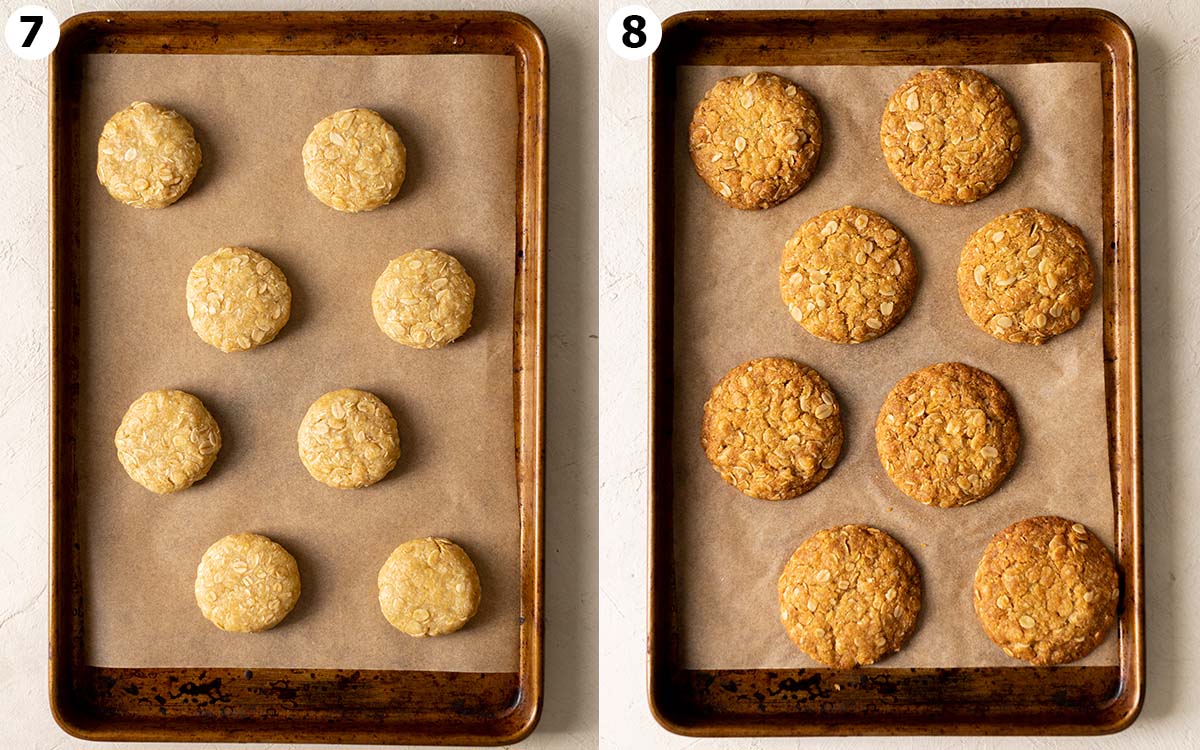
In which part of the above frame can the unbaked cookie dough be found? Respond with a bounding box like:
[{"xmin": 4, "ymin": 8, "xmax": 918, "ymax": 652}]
[
  {"xmin": 186, "ymin": 246, "xmax": 292, "ymax": 352},
  {"xmin": 97, "ymin": 101, "xmax": 202, "ymax": 209},
  {"xmin": 302, "ymin": 108, "xmax": 406, "ymax": 212},
  {"xmin": 297, "ymin": 388, "xmax": 400, "ymax": 489},
  {"xmin": 194, "ymin": 532, "xmax": 301, "ymax": 633},
  {"xmin": 372, "ymin": 249, "xmax": 476, "ymax": 349},
  {"xmin": 378, "ymin": 537, "xmax": 481, "ymax": 637},
  {"xmin": 114, "ymin": 389, "xmax": 221, "ymax": 494}
]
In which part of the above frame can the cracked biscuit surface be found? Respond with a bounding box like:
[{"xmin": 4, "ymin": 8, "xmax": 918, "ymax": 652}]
[
  {"xmin": 187, "ymin": 247, "xmax": 292, "ymax": 352},
  {"xmin": 372, "ymin": 249, "xmax": 475, "ymax": 349},
  {"xmin": 194, "ymin": 533, "xmax": 301, "ymax": 633},
  {"xmin": 96, "ymin": 101, "xmax": 202, "ymax": 209},
  {"xmin": 974, "ymin": 516, "xmax": 1119, "ymax": 665},
  {"xmin": 958, "ymin": 208, "xmax": 1094, "ymax": 344},
  {"xmin": 881, "ymin": 68, "xmax": 1020, "ymax": 205},
  {"xmin": 689, "ymin": 71, "xmax": 822, "ymax": 210},
  {"xmin": 701, "ymin": 357, "xmax": 843, "ymax": 501},
  {"xmin": 114, "ymin": 389, "xmax": 221, "ymax": 494},
  {"xmin": 303, "ymin": 108, "xmax": 406, "ymax": 212},
  {"xmin": 778, "ymin": 524, "xmax": 922, "ymax": 668},
  {"xmin": 378, "ymin": 537, "xmax": 481, "ymax": 637},
  {"xmin": 876, "ymin": 363, "xmax": 1019, "ymax": 508},
  {"xmin": 298, "ymin": 388, "xmax": 400, "ymax": 489},
  {"xmin": 781, "ymin": 206, "xmax": 918, "ymax": 343}
]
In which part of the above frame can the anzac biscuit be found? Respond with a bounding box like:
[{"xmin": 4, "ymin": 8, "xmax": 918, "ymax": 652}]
[
  {"xmin": 701, "ymin": 357, "xmax": 843, "ymax": 501},
  {"xmin": 881, "ymin": 68, "xmax": 1020, "ymax": 205},
  {"xmin": 689, "ymin": 71, "xmax": 822, "ymax": 210},
  {"xmin": 780, "ymin": 206, "xmax": 918, "ymax": 343},
  {"xmin": 778, "ymin": 524, "xmax": 922, "ymax": 668},
  {"xmin": 876, "ymin": 363, "xmax": 1019, "ymax": 508},
  {"xmin": 302, "ymin": 108, "xmax": 406, "ymax": 212},
  {"xmin": 187, "ymin": 247, "xmax": 292, "ymax": 352},
  {"xmin": 974, "ymin": 516, "xmax": 1119, "ymax": 665},
  {"xmin": 298, "ymin": 388, "xmax": 400, "ymax": 489},
  {"xmin": 958, "ymin": 208, "xmax": 1094, "ymax": 344},
  {"xmin": 372, "ymin": 249, "xmax": 475, "ymax": 349},
  {"xmin": 114, "ymin": 389, "xmax": 221, "ymax": 494},
  {"xmin": 96, "ymin": 101, "xmax": 202, "ymax": 209},
  {"xmin": 194, "ymin": 533, "xmax": 301, "ymax": 633},
  {"xmin": 378, "ymin": 537, "xmax": 481, "ymax": 637}
]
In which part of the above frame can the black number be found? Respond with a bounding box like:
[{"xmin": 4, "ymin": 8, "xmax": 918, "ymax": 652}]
[
  {"xmin": 622, "ymin": 14, "xmax": 646, "ymax": 49},
  {"xmin": 19, "ymin": 14, "xmax": 43, "ymax": 48}
]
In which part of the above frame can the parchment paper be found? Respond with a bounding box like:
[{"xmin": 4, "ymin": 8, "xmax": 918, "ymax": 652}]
[
  {"xmin": 672, "ymin": 63, "xmax": 1116, "ymax": 669},
  {"xmin": 76, "ymin": 53, "xmax": 520, "ymax": 671}
]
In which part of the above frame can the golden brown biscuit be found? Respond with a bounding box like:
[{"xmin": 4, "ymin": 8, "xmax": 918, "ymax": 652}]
[
  {"xmin": 974, "ymin": 516, "xmax": 1119, "ymax": 665},
  {"xmin": 881, "ymin": 68, "xmax": 1020, "ymax": 205},
  {"xmin": 96, "ymin": 101, "xmax": 202, "ymax": 209},
  {"xmin": 701, "ymin": 357, "xmax": 843, "ymax": 501},
  {"xmin": 194, "ymin": 532, "xmax": 301, "ymax": 633},
  {"xmin": 958, "ymin": 208, "xmax": 1094, "ymax": 344},
  {"xmin": 187, "ymin": 247, "xmax": 292, "ymax": 352},
  {"xmin": 378, "ymin": 537, "xmax": 481, "ymax": 637},
  {"xmin": 876, "ymin": 363, "xmax": 1019, "ymax": 508},
  {"xmin": 297, "ymin": 388, "xmax": 400, "ymax": 489},
  {"xmin": 689, "ymin": 71, "xmax": 822, "ymax": 210},
  {"xmin": 114, "ymin": 389, "xmax": 221, "ymax": 494},
  {"xmin": 302, "ymin": 108, "xmax": 406, "ymax": 212},
  {"xmin": 780, "ymin": 206, "xmax": 918, "ymax": 343},
  {"xmin": 372, "ymin": 249, "xmax": 475, "ymax": 349},
  {"xmin": 778, "ymin": 524, "xmax": 922, "ymax": 668}
]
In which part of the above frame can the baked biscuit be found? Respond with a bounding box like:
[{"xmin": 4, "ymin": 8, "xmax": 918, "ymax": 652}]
[
  {"xmin": 114, "ymin": 389, "xmax": 221, "ymax": 494},
  {"xmin": 876, "ymin": 363, "xmax": 1019, "ymax": 508},
  {"xmin": 778, "ymin": 524, "xmax": 921, "ymax": 668},
  {"xmin": 958, "ymin": 208, "xmax": 1094, "ymax": 344},
  {"xmin": 298, "ymin": 388, "xmax": 400, "ymax": 489},
  {"xmin": 689, "ymin": 71, "xmax": 822, "ymax": 210},
  {"xmin": 372, "ymin": 249, "xmax": 475, "ymax": 349},
  {"xmin": 378, "ymin": 537, "xmax": 481, "ymax": 637},
  {"xmin": 974, "ymin": 516, "xmax": 1119, "ymax": 665},
  {"xmin": 881, "ymin": 68, "xmax": 1020, "ymax": 205},
  {"xmin": 194, "ymin": 532, "xmax": 301, "ymax": 633},
  {"xmin": 187, "ymin": 247, "xmax": 292, "ymax": 352},
  {"xmin": 97, "ymin": 101, "xmax": 202, "ymax": 209},
  {"xmin": 780, "ymin": 206, "xmax": 918, "ymax": 343},
  {"xmin": 701, "ymin": 357, "xmax": 843, "ymax": 501},
  {"xmin": 302, "ymin": 108, "xmax": 406, "ymax": 212}
]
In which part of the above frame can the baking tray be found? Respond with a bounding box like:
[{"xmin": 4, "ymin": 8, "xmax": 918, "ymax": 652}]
[
  {"xmin": 648, "ymin": 9, "xmax": 1141, "ymax": 736},
  {"xmin": 48, "ymin": 11, "xmax": 545, "ymax": 745}
]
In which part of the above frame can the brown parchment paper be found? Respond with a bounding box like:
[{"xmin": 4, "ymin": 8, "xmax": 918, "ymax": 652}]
[
  {"xmin": 671, "ymin": 63, "xmax": 1116, "ymax": 669},
  {"xmin": 76, "ymin": 53, "xmax": 519, "ymax": 671}
]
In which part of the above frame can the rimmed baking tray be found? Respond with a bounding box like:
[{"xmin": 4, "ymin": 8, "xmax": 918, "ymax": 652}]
[
  {"xmin": 648, "ymin": 8, "xmax": 1140, "ymax": 736},
  {"xmin": 49, "ymin": 11, "xmax": 545, "ymax": 745}
]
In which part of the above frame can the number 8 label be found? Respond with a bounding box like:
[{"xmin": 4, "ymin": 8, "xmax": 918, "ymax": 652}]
[
  {"xmin": 607, "ymin": 5, "xmax": 662, "ymax": 61},
  {"xmin": 5, "ymin": 5, "xmax": 59, "ymax": 60}
]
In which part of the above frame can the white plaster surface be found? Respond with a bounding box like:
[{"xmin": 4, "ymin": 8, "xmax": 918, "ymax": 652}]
[
  {"xmin": 598, "ymin": 0, "xmax": 1200, "ymax": 748},
  {"xmin": 0, "ymin": 1, "xmax": 597, "ymax": 748}
]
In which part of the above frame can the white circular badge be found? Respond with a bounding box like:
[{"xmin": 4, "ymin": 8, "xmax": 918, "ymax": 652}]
[
  {"xmin": 606, "ymin": 5, "xmax": 662, "ymax": 61},
  {"xmin": 6, "ymin": 5, "xmax": 60, "ymax": 60}
]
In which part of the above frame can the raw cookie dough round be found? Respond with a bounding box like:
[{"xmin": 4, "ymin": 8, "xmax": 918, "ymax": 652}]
[
  {"xmin": 701, "ymin": 357, "xmax": 843, "ymax": 501},
  {"xmin": 378, "ymin": 537, "xmax": 481, "ymax": 637},
  {"xmin": 876, "ymin": 363, "xmax": 1019, "ymax": 508},
  {"xmin": 302, "ymin": 108, "xmax": 406, "ymax": 212},
  {"xmin": 974, "ymin": 516, "xmax": 1119, "ymax": 665},
  {"xmin": 881, "ymin": 68, "xmax": 1021, "ymax": 205},
  {"xmin": 689, "ymin": 71, "xmax": 822, "ymax": 210},
  {"xmin": 372, "ymin": 249, "xmax": 476, "ymax": 349},
  {"xmin": 114, "ymin": 389, "xmax": 221, "ymax": 494},
  {"xmin": 186, "ymin": 246, "xmax": 292, "ymax": 352},
  {"xmin": 194, "ymin": 532, "xmax": 301, "ymax": 633},
  {"xmin": 96, "ymin": 101, "xmax": 202, "ymax": 209},
  {"xmin": 297, "ymin": 388, "xmax": 400, "ymax": 489},
  {"xmin": 780, "ymin": 205, "xmax": 918, "ymax": 343},
  {"xmin": 778, "ymin": 524, "xmax": 922, "ymax": 669},
  {"xmin": 958, "ymin": 208, "xmax": 1094, "ymax": 344}
]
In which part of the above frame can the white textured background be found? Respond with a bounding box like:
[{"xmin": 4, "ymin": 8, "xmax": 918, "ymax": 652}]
[
  {"xmin": 0, "ymin": 1, "xmax": 597, "ymax": 748},
  {"xmin": 599, "ymin": 1, "xmax": 1200, "ymax": 749}
]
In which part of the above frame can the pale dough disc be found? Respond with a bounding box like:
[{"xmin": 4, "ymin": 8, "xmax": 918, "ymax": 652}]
[
  {"xmin": 194, "ymin": 532, "xmax": 301, "ymax": 633},
  {"xmin": 186, "ymin": 246, "xmax": 292, "ymax": 352},
  {"xmin": 114, "ymin": 389, "xmax": 221, "ymax": 494},
  {"xmin": 297, "ymin": 388, "xmax": 400, "ymax": 489},
  {"xmin": 372, "ymin": 249, "xmax": 476, "ymax": 349},
  {"xmin": 302, "ymin": 108, "xmax": 406, "ymax": 212},
  {"xmin": 97, "ymin": 101, "xmax": 202, "ymax": 209},
  {"xmin": 378, "ymin": 537, "xmax": 481, "ymax": 637}
]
